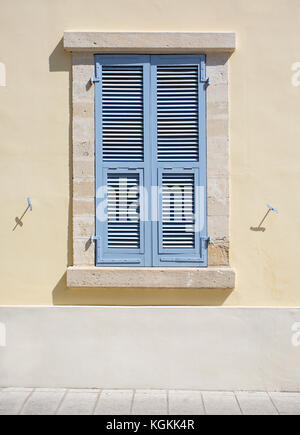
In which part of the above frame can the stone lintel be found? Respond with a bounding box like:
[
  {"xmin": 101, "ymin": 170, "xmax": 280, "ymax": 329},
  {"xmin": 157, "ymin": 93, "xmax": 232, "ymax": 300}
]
[{"xmin": 64, "ymin": 32, "xmax": 236, "ymax": 53}]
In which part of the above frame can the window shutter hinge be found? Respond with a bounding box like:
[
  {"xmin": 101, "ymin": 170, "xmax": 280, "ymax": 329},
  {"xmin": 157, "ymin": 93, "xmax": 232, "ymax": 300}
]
[
  {"xmin": 201, "ymin": 236, "xmax": 211, "ymax": 248},
  {"xmin": 90, "ymin": 235, "xmax": 101, "ymax": 262},
  {"xmin": 90, "ymin": 235, "xmax": 101, "ymax": 243},
  {"xmin": 200, "ymin": 77, "xmax": 210, "ymax": 88},
  {"xmin": 90, "ymin": 77, "xmax": 100, "ymax": 85}
]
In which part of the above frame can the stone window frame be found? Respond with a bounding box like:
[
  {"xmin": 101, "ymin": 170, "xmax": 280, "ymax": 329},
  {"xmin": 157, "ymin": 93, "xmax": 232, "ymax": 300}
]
[{"xmin": 64, "ymin": 32, "xmax": 236, "ymax": 289}]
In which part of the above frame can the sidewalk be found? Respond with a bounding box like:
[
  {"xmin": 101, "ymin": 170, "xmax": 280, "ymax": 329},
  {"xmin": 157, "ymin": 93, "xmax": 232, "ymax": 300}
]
[{"xmin": 1, "ymin": 388, "xmax": 300, "ymax": 415}]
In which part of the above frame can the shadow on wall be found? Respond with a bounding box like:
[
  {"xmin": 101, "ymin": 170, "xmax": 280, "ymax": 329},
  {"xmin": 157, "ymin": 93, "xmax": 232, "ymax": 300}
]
[
  {"xmin": 52, "ymin": 273, "xmax": 234, "ymax": 306},
  {"xmin": 49, "ymin": 37, "xmax": 71, "ymax": 72},
  {"xmin": 50, "ymin": 41, "xmax": 233, "ymax": 306},
  {"xmin": 49, "ymin": 38, "xmax": 73, "ymax": 269}
]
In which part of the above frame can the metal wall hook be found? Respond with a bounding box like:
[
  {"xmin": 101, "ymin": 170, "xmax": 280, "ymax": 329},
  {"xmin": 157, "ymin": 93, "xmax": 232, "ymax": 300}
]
[
  {"xmin": 257, "ymin": 204, "xmax": 279, "ymax": 228},
  {"xmin": 250, "ymin": 203, "xmax": 279, "ymax": 232},
  {"xmin": 12, "ymin": 197, "xmax": 33, "ymax": 231},
  {"xmin": 267, "ymin": 204, "xmax": 279, "ymax": 214},
  {"xmin": 27, "ymin": 197, "xmax": 32, "ymax": 211}
]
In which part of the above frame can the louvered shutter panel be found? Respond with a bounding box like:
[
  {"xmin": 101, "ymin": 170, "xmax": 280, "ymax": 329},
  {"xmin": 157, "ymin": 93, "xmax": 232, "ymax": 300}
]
[
  {"xmin": 151, "ymin": 55, "xmax": 208, "ymax": 266},
  {"xmin": 101, "ymin": 65, "xmax": 144, "ymax": 161},
  {"xmin": 94, "ymin": 55, "xmax": 151, "ymax": 266}
]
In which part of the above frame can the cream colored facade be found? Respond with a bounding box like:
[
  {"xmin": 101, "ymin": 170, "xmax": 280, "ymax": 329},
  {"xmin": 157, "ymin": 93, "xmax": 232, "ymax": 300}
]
[{"xmin": 1, "ymin": 0, "xmax": 300, "ymax": 306}]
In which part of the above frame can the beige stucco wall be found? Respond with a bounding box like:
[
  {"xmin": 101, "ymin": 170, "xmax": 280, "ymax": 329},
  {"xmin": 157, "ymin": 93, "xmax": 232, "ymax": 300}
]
[{"xmin": 1, "ymin": 0, "xmax": 300, "ymax": 305}]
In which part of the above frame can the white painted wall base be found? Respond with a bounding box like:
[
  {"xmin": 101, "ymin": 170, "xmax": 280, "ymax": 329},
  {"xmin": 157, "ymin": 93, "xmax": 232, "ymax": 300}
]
[{"xmin": 0, "ymin": 306, "xmax": 300, "ymax": 391}]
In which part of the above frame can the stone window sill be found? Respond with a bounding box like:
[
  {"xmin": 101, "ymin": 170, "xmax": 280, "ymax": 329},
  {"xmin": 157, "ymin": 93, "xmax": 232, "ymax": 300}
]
[{"xmin": 66, "ymin": 266, "xmax": 235, "ymax": 289}]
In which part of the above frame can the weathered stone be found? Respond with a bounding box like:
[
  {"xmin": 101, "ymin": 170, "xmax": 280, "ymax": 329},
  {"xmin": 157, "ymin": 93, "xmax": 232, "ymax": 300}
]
[
  {"xmin": 208, "ymin": 216, "xmax": 229, "ymax": 240},
  {"xmin": 206, "ymin": 55, "xmax": 228, "ymax": 83},
  {"xmin": 207, "ymin": 119, "xmax": 228, "ymax": 138},
  {"xmin": 73, "ymin": 140, "xmax": 94, "ymax": 160},
  {"xmin": 73, "ymin": 117, "xmax": 94, "ymax": 143},
  {"xmin": 73, "ymin": 239, "xmax": 94, "ymax": 265},
  {"xmin": 72, "ymin": 81, "xmax": 93, "ymax": 103},
  {"xmin": 66, "ymin": 266, "xmax": 236, "ymax": 289},
  {"xmin": 207, "ymin": 101, "xmax": 228, "ymax": 120},
  {"xmin": 64, "ymin": 32, "xmax": 236, "ymax": 53},
  {"xmin": 73, "ymin": 102, "xmax": 94, "ymax": 119},
  {"xmin": 208, "ymin": 244, "xmax": 229, "ymax": 266},
  {"xmin": 207, "ymin": 83, "xmax": 228, "ymax": 104},
  {"xmin": 207, "ymin": 177, "xmax": 229, "ymax": 216},
  {"xmin": 73, "ymin": 179, "xmax": 94, "ymax": 198},
  {"xmin": 207, "ymin": 137, "xmax": 229, "ymax": 177},
  {"xmin": 73, "ymin": 198, "xmax": 94, "ymax": 216},
  {"xmin": 73, "ymin": 159, "xmax": 94, "ymax": 179},
  {"xmin": 73, "ymin": 216, "xmax": 94, "ymax": 237}
]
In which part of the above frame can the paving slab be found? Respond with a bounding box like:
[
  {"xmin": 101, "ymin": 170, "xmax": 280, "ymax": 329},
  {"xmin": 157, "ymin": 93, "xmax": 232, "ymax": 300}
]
[
  {"xmin": 269, "ymin": 392, "xmax": 300, "ymax": 415},
  {"xmin": 57, "ymin": 391, "xmax": 99, "ymax": 415},
  {"xmin": 236, "ymin": 392, "xmax": 278, "ymax": 415},
  {"xmin": 95, "ymin": 390, "xmax": 133, "ymax": 415},
  {"xmin": 202, "ymin": 391, "xmax": 241, "ymax": 415},
  {"xmin": 0, "ymin": 391, "xmax": 31, "ymax": 415},
  {"xmin": 2, "ymin": 387, "xmax": 33, "ymax": 392},
  {"xmin": 21, "ymin": 390, "xmax": 65, "ymax": 415},
  {"xmin": 169, "ymin": 390, "xmax": 205, "ymax": 415},
  {"xmin": 132, "ymin": 390, "xmax": 167, "ymax": 415},
  {"xmin": 35, "ymin": 388, "xmax": 66, "ymax": 392},
  {"xmin": 69, "ymin": 388, "xmax": 101, "ymax": 394}
]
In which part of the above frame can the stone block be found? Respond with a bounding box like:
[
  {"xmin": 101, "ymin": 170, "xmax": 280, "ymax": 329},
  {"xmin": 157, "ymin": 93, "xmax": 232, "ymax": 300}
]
[
  {"xmin": 73, "ymin": 216, "xmax": 94, "ymax": 237},
  {"xmin": 73, "ymin": 238, "xmax": 94, "ymax": 265}
]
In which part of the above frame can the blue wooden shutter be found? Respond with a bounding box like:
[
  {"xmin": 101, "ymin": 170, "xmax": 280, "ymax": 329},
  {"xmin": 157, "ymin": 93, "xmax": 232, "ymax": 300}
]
[
  {"xmin": 151, "ymin": 55, "xmax": 208, "ymax": 266},
  {"xmin": 94, "ymin": 55, "xmax": 151, "ymax": 266}
]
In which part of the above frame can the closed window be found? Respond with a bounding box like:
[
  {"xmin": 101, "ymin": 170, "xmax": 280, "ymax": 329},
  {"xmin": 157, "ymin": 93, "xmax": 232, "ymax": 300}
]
[{"xmin": 94, "ymin": 54, "xmax": 208, "ymax": 267}]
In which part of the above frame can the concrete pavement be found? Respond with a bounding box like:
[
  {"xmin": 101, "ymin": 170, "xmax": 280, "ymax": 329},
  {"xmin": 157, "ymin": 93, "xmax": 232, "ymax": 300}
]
[{"xmin": 0, "ymin": 388, "xmax": 299, "ymax": 415}]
